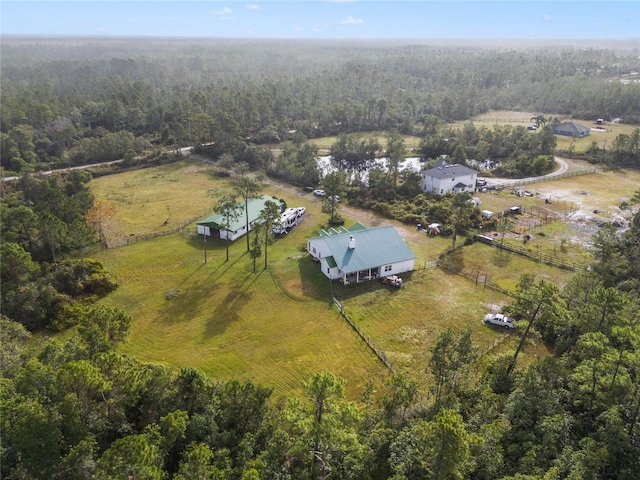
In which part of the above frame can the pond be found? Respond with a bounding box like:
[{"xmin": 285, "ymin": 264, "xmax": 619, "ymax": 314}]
[{"xmin": 317, "ymin": 156, "xmax": 424, "ymax": 184}]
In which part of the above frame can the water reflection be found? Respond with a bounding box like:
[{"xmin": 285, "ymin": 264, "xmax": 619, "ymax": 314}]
[{"xmin": 317, "ymin": 156, "xmax": 423, "ymax": 183}]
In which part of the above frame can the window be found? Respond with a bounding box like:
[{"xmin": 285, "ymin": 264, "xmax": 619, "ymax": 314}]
[
  {"xmin": 384, "ymin": 265, "xmax": 392, "ymax": 272},
  {"xmin": 312, "ymin": 247, "xmax": 316, "ymax": 254}
]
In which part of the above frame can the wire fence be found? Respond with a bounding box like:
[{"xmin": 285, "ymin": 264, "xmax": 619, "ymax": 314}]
[
  {"xmin": 332, "ymin": 297, "xmax": 395, "ymax": 372},
  {"xmin": 491, "ymin": 241, "xmax": 584, "ymax": 271},
  {"xmin": 106, "ymin": 210, "xmax": 209, "ymax": 248},
  {"xmin": 495, "ymin": 167, "xmax": 599, "ymax": 189}
]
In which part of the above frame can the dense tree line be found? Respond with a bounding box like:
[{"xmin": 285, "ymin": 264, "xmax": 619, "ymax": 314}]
[
  {"xmin": 2, "ymin": 205, "xmax": 639, "ymax": 479},
  {"xmin": 0, "ymin": 172, "xmax": 118, "ymax": 330},
  {"xmin": 2, "ymin": 38, "xmax": 640, "ymax": 175}
]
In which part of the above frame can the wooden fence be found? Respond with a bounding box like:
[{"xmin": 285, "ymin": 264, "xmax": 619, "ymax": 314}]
[
  {"xmin": 496, "ymin": 167, "xmax": 599, "ymax": 189},
  {"xmin": 333, "ymin": 297, "xmax": 395, "ymax": 372},
  {"xmin": 106, "ymin": 210, "xmax": 209, "ymax": 248},
  {"xmin": 490, "ymin": 241, "xmax": 583, "ymax": 271},
  {"xmin": 437, "ymin": 262, "xmax": 514, "ymax": 297}
]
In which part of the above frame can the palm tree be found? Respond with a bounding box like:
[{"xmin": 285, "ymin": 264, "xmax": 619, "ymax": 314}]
[{"xmin": 530, "ymin": 114, "xmax": 548, "ymax": 129}]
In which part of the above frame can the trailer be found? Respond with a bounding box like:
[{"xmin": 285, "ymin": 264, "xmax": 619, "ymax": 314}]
[{"xmin": 272, "ymin": 208, "xmax": 299, "ymax": 234}]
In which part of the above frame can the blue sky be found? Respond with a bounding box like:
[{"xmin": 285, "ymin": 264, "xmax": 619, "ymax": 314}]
[{"xmin": 1, "ymin": 1, "xmax": 639, "ymax": 39}]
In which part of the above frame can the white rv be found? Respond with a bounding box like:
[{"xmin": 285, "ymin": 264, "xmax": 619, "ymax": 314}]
[{"xmin": 272, "ymin": 208, "xmax": 298, "ymax": 235}]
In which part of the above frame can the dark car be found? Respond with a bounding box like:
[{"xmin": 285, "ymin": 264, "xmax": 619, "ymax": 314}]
[{"xmin": 303, "ymin": 186, "xmax": 315, "ymax": 192}]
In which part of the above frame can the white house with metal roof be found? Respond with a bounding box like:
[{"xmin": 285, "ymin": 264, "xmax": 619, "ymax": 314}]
[
  {"xmin": 197, "ymin": 195, "xmax": 284, "ymax": 241},
  {"xmin": 307, "ymin": 223, "xmax": 416, "ymax": 284},
  {"xmin": 421, "ymin": 161, "xmax": 478, "ymax": 196}
]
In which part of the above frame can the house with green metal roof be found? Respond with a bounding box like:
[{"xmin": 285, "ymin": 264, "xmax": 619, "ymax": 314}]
[
  {"xmin": 197, "ymin": 195, "xmax": 283, "ymax": 241},
  {"xmin": 307, "ymin": 223, "xmax": 416, "ymax": 284}
]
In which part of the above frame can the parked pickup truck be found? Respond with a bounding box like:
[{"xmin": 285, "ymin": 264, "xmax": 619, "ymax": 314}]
[
  {"xmin": 381, "ymin": 275, "xmax": 403, "ymax": 287},
  {"xmin": 483, "ymin": 313, "xmax": 516, "ymax": 329}
]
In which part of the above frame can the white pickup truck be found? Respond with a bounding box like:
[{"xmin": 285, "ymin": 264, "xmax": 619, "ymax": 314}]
[{"xmin": 483, "ymin": 313, "xmax": 516, "ymax": 329}]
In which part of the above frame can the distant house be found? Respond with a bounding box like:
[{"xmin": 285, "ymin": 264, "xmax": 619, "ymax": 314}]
[
  {"xmin": 551, "ymin": 122, "xmax": 590, "ymax": 138},
  {"xmin": 307, "ymin": 223, "xmax": 416, "ymax": 284},
  {"xmin": 421, "ymin": 160, "xmax": 478, "ymax": 196},
  {"xmin": 197, "ymin": 195, "xmax": 284, "ymax": 241}
]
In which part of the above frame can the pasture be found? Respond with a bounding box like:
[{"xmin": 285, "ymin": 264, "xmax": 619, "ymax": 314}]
[
  {"xmin": 89, "ymin": 155, "xmax": 636, "ymax": 399},
  {"xmin": 471, "ymin": 110, "xmax": 638, "ymax": 153},
  {"xmin": 87, "ymin": 159, "xmax": 540, "ymax": 398}
]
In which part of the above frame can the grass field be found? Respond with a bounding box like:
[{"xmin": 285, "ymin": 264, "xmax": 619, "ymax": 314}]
[
  {"xmin": 471, "ymin": 110, "xmax": 639, "ymax": 154},
  {"xmin": 89, "ymin": 160, "xmax": 556, "ymax": 399},
  {"xmin": 88, "ymin": 149, "xmax": 637, "ymax": 400},
  {"xmin": 90, "ymin": 160, "xmax": 234, "ymax": 238},
  {"xmin": 301, "ymin": 112, "xmax": 638, "ymax": 156}
]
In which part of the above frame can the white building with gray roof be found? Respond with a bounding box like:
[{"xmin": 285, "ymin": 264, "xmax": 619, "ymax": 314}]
[{"xmin": 420, "ymin": 161, "xmax": 478, "ymax": 196}]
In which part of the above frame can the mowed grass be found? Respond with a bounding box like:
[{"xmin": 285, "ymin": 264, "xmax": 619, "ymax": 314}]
[
  {"xmin": 94, "ymin": 231, "xmax": 387, "ymax": 399},
  {"xmin": 90, "ymin": 160, "xmax": 234, "ymax": 238},
  {"xmin": 306, "ymin": 132, "xmax": 423, "ymax": 153},
  {"xmin": 89, "ymin": 157, "xmax": 599, "ymax": 399},
  {"xmin": 470, "ymin": 110, "xmax": 638, "ymax": 153}
]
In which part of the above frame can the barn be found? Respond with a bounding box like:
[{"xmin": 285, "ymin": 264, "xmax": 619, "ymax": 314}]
[{"xmin": 197, "ymin": 195, "xmax": 284, "ymax": 241}]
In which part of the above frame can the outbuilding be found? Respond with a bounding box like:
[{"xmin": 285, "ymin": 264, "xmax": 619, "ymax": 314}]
[
  {"xmin": 551, "ymin": 122, "xmax": 590, "ymax": 138},
  {"xmin": 197, "ymin": 195, "xmax": 284, "ymax": 241}
]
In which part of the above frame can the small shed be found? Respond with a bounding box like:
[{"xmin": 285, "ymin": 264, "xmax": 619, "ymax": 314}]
[{"xmin": 481, "ymin": 210, "xmax": 494, "ymax": 219}]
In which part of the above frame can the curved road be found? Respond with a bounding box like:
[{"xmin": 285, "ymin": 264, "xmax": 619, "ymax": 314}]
[
  {"xmin": 1, "ymin": 146, "xmax": 194, "ymax": 182},
  {"xmin": 484, "ymin": 156, "xmax": 570, "ymax": 187},
  {"xmin": 4, "ymin": 151, "xmax": 578, "ymax": 189}
]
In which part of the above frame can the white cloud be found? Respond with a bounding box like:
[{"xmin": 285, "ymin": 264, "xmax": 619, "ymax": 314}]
[
  {"xmin": 293, "ymin": 27, "xmax": 304, "ymax": 32},
  {"xmin": 247, "ymin": 4, "xmax": 260, "ymax": 10},
  {"xmin": 213, "ymin": 7, "xmax": 232, "ymax": 16},
  {"xmin": 543, "ymin": 14, "xmax": 553, "ymax": 21},
  {"xmin": 341, "ymin": 16, "xmax": 364, "ymax": 25}
]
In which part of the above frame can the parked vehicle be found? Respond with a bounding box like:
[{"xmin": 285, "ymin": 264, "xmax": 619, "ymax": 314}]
[
  {"xmin": 328, "ymin": 195, "xmax": 341, "ymax": 202},
  {"xmin": 381, "ymin": 275, "xmax": 403, "ymax": 287},
  {"xmin": 483, "ymin": 313, "xmax": 516, "ymax": 329},
  {"xmin": 313, "ymin": 189, "xmax": 325, "ymax": 196},
  {"xmin": 272, "ymin": 208, "xmax": 298, "ymax": 234},
  {"xmin": 303, "ymin": 186, "xmax": 315, "ymax": 192},
  {"xmin": 296, "ymin": 207, "xmax": 306, "ymax": 217}
]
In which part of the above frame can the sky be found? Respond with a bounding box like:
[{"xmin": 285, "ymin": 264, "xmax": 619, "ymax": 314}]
[{"xmin": 1, "ymin": 0, "xmax": 639, "ymax": 39}]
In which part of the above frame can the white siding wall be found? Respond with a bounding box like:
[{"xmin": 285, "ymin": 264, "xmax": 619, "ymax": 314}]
[{"xmin": 308, "ymin": 238, "xmax": 331, "ymax": 260}]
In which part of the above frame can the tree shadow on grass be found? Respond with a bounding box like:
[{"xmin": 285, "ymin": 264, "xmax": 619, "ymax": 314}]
[
  {"xmin": 158, "ymin": 251, "xmax": 251, "ymax": 330},
  {"xmin": 443, "ymin": 248, "xmax": 465, "ymax": 273},
  {"xmin": 203, "ymin": 268, "xmax": 263, "ymax": 339},
  {"xmin": 491, "ymin": 248, "xmax": 511, "ymax": 268}
]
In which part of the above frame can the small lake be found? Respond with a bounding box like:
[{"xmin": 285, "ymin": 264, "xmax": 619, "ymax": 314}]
[{"xmin": 317, "ymin": 156, "xmax": 423, "ymax": 182}]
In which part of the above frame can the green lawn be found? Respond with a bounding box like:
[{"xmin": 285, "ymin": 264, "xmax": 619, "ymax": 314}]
[{"xmin": 88, "ymin": 156, "xmax": 605, "ymax": 400}]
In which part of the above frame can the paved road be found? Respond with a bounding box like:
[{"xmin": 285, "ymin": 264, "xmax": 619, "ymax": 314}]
[
  {"xmin": 484, "ymin": 156, "xmax": 570, "ymax": 187},
  {"xmin": 1, "ymin": 146, "xmax": 194, "ymax": 182}
]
